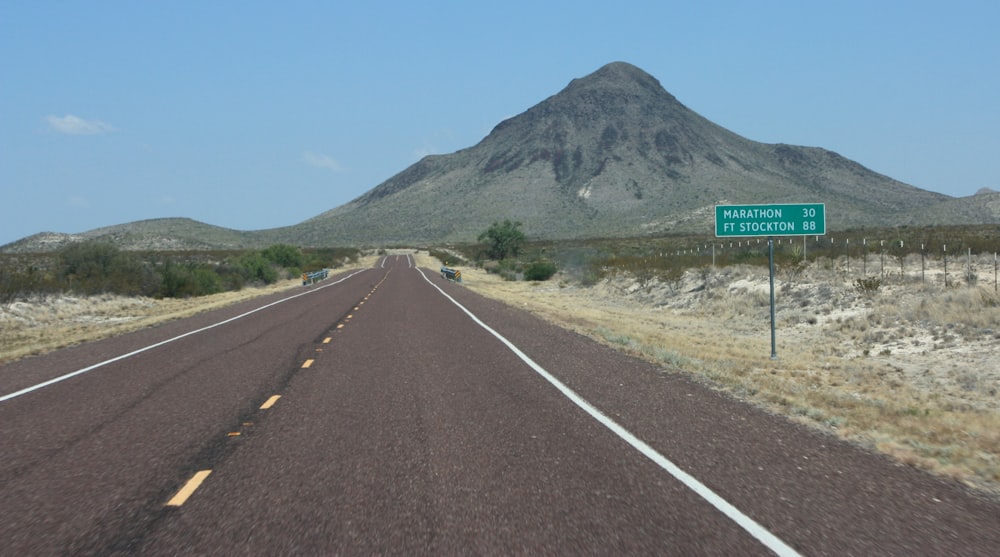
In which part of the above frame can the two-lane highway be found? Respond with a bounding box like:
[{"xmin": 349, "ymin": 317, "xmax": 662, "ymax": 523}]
[
  {"xmin": 133, "ymin": 255, "xmax": 775, "ymax": 554},
  {"xmin": 2, "ymin": 255, "xmax": 999, "ymax": 555},
  {"xmin": 0, "ymin": 266, "xmax": 379, "ymax": 554}
]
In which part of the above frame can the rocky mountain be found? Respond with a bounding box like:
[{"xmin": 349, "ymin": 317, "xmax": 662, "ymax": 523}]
[
  {"xmin": 5, "ymin": 61, "xmax": 997, "ymax": 252},
  {"xmin": 272, "ymin": 61, "xmax": 957, "ymax": 246}
]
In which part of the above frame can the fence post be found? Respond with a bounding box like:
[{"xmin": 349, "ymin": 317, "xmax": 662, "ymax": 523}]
[
  {"xmin": 880, "ymin": 240, "xmax": 886, "ymax": 277},
  {"xmin": 968, "ymin": 248, "xmax": 973, "ymax": 285},
  {"xmin": 921, "ymin": 244, "xmax": 926, "ymax": 283},
  {"xmin": 899, "ymin": 240, "xmax": 904, "ymax": 282},
  {"xmin": 943, "ymin": 244, "xmax": 948, "ymax": 287}
]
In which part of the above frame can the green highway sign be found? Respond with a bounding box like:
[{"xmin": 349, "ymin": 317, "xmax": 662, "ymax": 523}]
[{"xmin": 715, "ymin": 203, "xmax": 826, "ymax": 237}]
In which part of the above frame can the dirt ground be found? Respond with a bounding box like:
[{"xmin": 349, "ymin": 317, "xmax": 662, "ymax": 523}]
[{"xmin": 3, "ymin": 251, "xmax": 999, "ymax": 497}]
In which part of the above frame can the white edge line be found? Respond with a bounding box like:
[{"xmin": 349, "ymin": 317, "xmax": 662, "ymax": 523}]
[
  {"xmin": 0, "ymin": 268, "xmax": 372, "ymax": 403},
  {"xmin": 415, "ymin": 267, "xmax": 802, "ymax": 557}
]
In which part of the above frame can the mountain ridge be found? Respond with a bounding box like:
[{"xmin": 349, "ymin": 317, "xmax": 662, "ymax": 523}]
[
  {"xmin": 5, "ymin": 61, "xmax": 998, "ymax": 253},
  {"xmin": 292, "ymin": 61, "xmax": 953, "ymax": 244}
]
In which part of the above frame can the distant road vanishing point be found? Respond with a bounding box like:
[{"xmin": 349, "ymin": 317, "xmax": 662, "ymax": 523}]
[{"xmin": 2, "ymin": 255, "xmax": 998, "ymax": 554}]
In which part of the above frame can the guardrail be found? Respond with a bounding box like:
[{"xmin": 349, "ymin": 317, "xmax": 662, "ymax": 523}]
[
  {"xmin": 302, "ymin": 269, "xmax": 330, "ymax": 285},
  {"xmin": 440, "ymin": 266, "xmax": 462, "ymax": 282}
]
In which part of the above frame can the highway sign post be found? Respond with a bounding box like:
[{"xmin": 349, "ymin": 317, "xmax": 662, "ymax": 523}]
[{"xmin": 715, "ymin": 203, "xmax": 827, "ymax": 359}]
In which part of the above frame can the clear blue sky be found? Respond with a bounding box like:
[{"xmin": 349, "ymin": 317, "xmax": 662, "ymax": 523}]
[{"xmin": 2, "ymin": 1, "xmax": 998, "ymax": 246}]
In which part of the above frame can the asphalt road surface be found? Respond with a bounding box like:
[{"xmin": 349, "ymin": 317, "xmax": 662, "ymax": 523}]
[{"xmin": 2, "ymin": 256, "xmax": 998, "ymax": 555}]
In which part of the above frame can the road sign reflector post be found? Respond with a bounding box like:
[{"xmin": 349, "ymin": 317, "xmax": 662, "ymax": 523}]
[{"xmin": 440, "ymin": 267, "xmax": 462, "ymax": 282}]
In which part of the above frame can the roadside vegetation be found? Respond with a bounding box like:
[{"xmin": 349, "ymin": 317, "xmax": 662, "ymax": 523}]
[
  {"xmin": 429, "ymin": 223, "xmax": 1000, "ymax": 496},
  {"xmin": 470, "ymin": 220, "xmax": 559, "ymax": 282},
  {"xmin": 0, "ymin": 248, "xmax": 374, "ymax": 364},
  {"xmin": 4, "ymin": 222, "xmax": 1000, "ymax": 495},
  {"xmin": 0, "ymin": 242, "xmax": 360, "ymax": 304}
]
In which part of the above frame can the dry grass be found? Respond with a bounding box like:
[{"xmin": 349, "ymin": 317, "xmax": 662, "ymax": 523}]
[
  {"xmin": 416, "ymin": 253, "xmax": 1000, "ymax": 497},
  {"xmin": 0, "ymin": 255, "xmax": 382, "ymax": 364}
]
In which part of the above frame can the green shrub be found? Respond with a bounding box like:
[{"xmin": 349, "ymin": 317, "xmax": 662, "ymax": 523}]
[
  {"xmin": 478, "ymin": 219, "xmax": 525, "ymax": 260},
  {"xmin": 854, "ymin": 276, "xmax": 884, "ymax": 298},
  {"xmin": 58, "ymin": 242, "xmax": 150, "ymax": 295},
  {"xmin": 236, "ymin": 252, "xmax": 279, "ymax": 284},
  {"xmin": 261, "ymin": 244, "xmax": 303, "ymax": 268},
  {"xmin": 159, "ymin": 262, "xmax": 224, "ymax": 298},
  {"xmin": 524, "ymin": 260, "xmax": 557, "ymax": 281}
]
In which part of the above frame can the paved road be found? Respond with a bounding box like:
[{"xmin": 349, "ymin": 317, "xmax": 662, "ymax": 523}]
[{"xmin": 1, "ymin": 256, "xmax": 998, "ymax": 555}]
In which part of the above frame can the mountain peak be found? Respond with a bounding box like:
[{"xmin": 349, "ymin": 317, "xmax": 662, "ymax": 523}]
[
  {"xmin": 554, "ymin": 61, "xmax": 681, "ymax": 109},
  {"xmin": 569, "ymin": 61, "xmax": 664, "ymax": 91},
  {"xmin": 485, "ymin": 61, "xmax": 687, "ymax": 141}
]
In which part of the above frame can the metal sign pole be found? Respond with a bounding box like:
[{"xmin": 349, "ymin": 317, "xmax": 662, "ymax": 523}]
[
  {"xmin": 769, "ymin": 237, "xmax": 777, "ymax": 359},
  {"xmin": 715, "ymin": 203, "xmax": 824, "ymax": 360}
]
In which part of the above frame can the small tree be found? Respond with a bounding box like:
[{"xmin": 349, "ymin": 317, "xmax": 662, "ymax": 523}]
[{"xmin": 478, "ymin": 219, "xmax": 525, "ymax": 260}]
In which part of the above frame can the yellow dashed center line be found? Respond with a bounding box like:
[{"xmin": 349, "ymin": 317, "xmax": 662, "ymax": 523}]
[
  {"xmin": 164, "ymin": 271, "xmax": 394, "ymax": 510},
  {"xmin": 166, "ymin": 470, "xmax": 212, "ymax": 507}
]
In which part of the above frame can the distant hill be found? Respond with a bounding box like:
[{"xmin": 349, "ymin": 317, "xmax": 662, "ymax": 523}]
[
  {"xmin": 1, "ymin": 218, "xmax": 264, "ymax": 253},
  {"xmin": 4, "ymin": 61, "xmax": 998, "ymax": 253},
  {"xmin": 904, "ymin": 188, "xmax": 1000, "ymax": 226}
]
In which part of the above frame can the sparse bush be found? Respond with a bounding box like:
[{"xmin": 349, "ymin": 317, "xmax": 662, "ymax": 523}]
[
  {"xmin": 854, "ymin": 276, "xmax": 884, "ymax": 299},
  {"xmin": 0, "ymin": 266, "xmax": 27, "ymax": 306},
  {"xmin": 428, "ymin": 248, "xmax": 466, "ymax": 266},
  {"xmin": 160, "ymin": 262, "xmax": 224, "ymax": 298},
  {"xmin": 59, "ymin": 242, "xmax": 151, "ymax": 296},
  {"xmin": 236, "ymin": 252, "xmax": 279, "ymax": 285},
  {"xmin": 260, "ymin": 244, "xmax": 303, "ymax": 268},
  {"xmin": 523, "ymin": 260, "xmax": 557, "ymax": 281},
  {"xmin": 478, "ymin": 219, "xmax": 525, "ymax": 260},
  {"xmin": 495, "ymin": 259, "xmax": 520, "ymax": 281}
]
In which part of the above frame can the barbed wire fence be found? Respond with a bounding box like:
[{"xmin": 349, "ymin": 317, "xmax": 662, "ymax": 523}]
[{"xmin": 659, "ymin": 235, "xmax": 999, "ymax": 293}]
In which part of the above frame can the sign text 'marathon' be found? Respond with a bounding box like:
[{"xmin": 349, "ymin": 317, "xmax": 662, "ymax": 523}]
[{"xmin": 715, "ymin": 203, "xmax": 826, "ymax": 237}]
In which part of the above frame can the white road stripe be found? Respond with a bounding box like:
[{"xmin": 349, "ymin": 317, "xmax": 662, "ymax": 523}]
[
  {"xmin": 0, "ymin": 269, "xmax": 371, "ymax": 403},
  {"xmin": 416, "ymin": 267, "xmax": 802, "ymax": 557}
]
